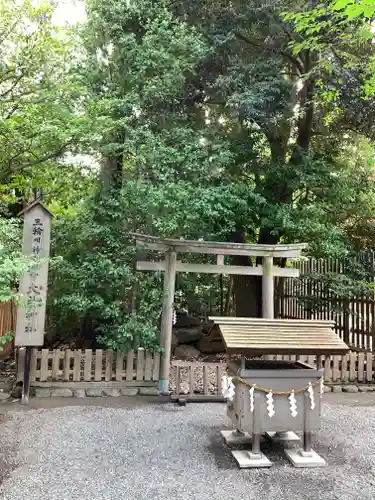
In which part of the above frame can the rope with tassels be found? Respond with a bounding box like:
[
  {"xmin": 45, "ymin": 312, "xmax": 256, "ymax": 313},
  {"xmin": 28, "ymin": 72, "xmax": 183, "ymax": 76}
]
[{"xmin": 231, "ymin": 375, "xmax": 323, "ymax": 396}]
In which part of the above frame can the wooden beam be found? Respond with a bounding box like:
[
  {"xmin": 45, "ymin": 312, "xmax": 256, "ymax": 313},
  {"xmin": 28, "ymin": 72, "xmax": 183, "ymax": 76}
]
[
  {"xmin": 262, "ymin": 256, "xmax": 274, "ymax": 318},
  {"xmin": 159, "ymin": 252, "xmax": 177, "ymax": 395},
  {"xmin": 136, "ymin": 260, "xmax": 300, "ymax": 278},
  {"xmin": 136, "ymin": 240, "xmax": 304, "ymax": 258},
  {"xmin": 133, "ymin": 233, "xmax": 307, "ymax": 258}
]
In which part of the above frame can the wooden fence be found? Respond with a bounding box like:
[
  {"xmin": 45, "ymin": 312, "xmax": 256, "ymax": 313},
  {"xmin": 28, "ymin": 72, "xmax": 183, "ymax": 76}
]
[
  {"xmin": 17, "ymin": 349, "xmax": 375, "ymax": 396},
  {"xmin": 271, "ymin": 353, "xmax": 375, "ymax": 384},
  {"xmin": 279, "ymin": 254, "xmax": 375, "ymax": 351},
  {"xmin": 171, "ymin": 353, "xmax": 375, "ymax": 401},
  {"xmin": 17, "ymin": 348, "xmax": 161, "ymax": 385},
  {"xmin": 0, "ymin": 301, "xmax": 15, "ymax": 358}
]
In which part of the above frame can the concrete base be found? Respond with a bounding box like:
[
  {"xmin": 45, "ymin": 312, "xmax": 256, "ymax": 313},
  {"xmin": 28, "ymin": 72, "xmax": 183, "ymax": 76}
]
[
  {"xmin": 265, "ymin": 431, "xmax": 300, "ymax": 444},
  {"xmin": 158, "ymin": 379, "xmax": 169, "ymax": 395},
  {"xmin": 285, "ymin": 448, "xmax": 326, "ymax": 468},
  {"xmin": 231, "ymin": 449, "xmax": 272, "ymax": 468},
  {"xmin": 220, "ymin": 429, "xmax": 251, "ymax": 446}
]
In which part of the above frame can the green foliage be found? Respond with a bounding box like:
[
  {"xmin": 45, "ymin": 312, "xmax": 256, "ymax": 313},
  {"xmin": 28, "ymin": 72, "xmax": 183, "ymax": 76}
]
[
  {"xmin": 0, "ymin": 0, "xmax": 87, "ymax": 214},
  {"xmin": 3, "ymin": 0, "xmax": 375, "ymax": 345},
  {"xmin": 0, "ymin": 218, "xmax": 37, "ymax": 302}
]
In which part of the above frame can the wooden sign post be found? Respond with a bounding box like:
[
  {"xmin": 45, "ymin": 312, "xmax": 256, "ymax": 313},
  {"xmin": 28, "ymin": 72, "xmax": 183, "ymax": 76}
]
[{"xmin": 15, "ymin": 200, "xmax": 53, "ymax": 404}]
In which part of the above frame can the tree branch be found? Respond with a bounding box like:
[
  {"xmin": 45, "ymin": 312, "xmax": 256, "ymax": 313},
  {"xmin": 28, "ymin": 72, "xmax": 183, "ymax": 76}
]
[{"xmin": 234, "ymin": 32, "xmax": 304, "ymax": 75}]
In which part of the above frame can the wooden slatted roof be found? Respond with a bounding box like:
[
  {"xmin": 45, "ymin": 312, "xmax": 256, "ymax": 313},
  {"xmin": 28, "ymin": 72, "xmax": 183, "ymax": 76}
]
[{"xmin": 209, "ymin": 317, "xmax": 349, "ymax": 356}]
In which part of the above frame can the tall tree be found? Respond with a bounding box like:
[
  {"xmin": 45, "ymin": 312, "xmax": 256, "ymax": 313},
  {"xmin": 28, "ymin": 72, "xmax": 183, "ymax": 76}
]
[{"xmin": 0, "ymin": 0, "xmax": 82, "ymax": 215}]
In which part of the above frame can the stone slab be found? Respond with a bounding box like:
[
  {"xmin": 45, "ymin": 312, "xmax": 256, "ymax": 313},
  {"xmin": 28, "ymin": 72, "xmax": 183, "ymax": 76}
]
[
  {"xmin": 342, "ymin": 385, "xmax": 359, "ymax": 393},
  {"xmin": 231, "ymin": 449, "xmax": 272, "ymax": 468},
  {"xmin": 265, "ymin": 431, "xmax": 300, "ymax": 444},
  {"xmin": 285, "ymin": 448, "xmax": 326, "ymax": 468},
  {"xmin": 120, "ymin": 388, "xmax": 139, "ymax": 396},
  {"xmin": 139, "ymin": 387, "xmax": 160, "ymax": 396},
  {"xmin": 358, "ymin": 386, "xmax": 370, "ymax": 393},
  {"xmin": 221, "ymin": 430, "xmax": 252, "ymax": 446},
  {"xmin": 73, "ymin": 389, "xmax": 86, "ymax": 398},
  {"xmin": 35, "ymin": 388, "xmax": 51, "ymax": 398},
  {"xmin": 0, "ymin": 392, "xmax": 11, "ymax": 401},
  {"xmin": 51, "ymin": 388, "xmax": 73, "ymax": 398},
  {"xmin": 332, "ymin": 386, "xmax": 342, "ymax": 393},
  {"xmin": 86, "ymin": 388, "xmax": 103, "ymax": 397},
  {"xmin": 103, "ymin": 388, "xmax": 120, "ymax": 397}
]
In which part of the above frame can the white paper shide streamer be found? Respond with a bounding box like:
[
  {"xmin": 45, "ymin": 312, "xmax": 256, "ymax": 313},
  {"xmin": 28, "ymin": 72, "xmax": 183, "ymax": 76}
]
[
  {"xmin": 307, "ymin": 382, "xmax": 315, "ymax": 410},
  {"xmin": 221, "ymin": 375, "xmax": 235, "ymax": 402},
  {"xmin": 288, "ymin": 390, "xmax": 298, "ymax": 417},
  {"xmin": 266, "ymin": 391, "xmax": 275, "ymax": 417},
  {"xmin": 249, "ymin": 385, "xmax": 255, "ymax": 412},
  {"xmin": 172, "ymin": 309, "xmax": 177, "ymax": 326},
  {"xmin": 320, "ymin": 378, "xmax": 324, "ymax": 398}
]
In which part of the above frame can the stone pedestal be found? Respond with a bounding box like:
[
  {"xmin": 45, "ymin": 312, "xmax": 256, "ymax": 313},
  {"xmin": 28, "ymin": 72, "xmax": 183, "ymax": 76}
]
[
  {"xmin": 231, "ymin": 450, "xmax": 272, "ymax": 468},
  {"xmin": 285, "ymin": 448, "xmax": 326, "ymax": 467},
  {"xmin": 220, "ymin": 429, "xmax": 251, "ymax": 446}
]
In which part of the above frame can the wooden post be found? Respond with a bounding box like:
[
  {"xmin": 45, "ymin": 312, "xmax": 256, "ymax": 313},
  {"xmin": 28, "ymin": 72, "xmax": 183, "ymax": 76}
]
[
  {"xmin": 262, "ymin": 256, "xmax": 274, "ymax": 318},
  {"xmin": 303, "ymin": 392, "xmax": 312, "ymax": 453},
  {"xmin": 14, "ymin": 200, "xmax": 53, "ymax": 404},
  {"xmin": 22, "ymin": 347, "xmax": 32, "ymax": 404},
  {"xmin": 159, "ymin": 251, "xmax": 177, "ymax": 394}
]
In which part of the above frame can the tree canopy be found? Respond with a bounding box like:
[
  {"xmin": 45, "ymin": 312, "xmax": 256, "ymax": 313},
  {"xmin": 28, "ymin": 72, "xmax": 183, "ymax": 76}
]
[{"xmin": 2, "ymin": 0, "xmax": 375, "ymax": 349}]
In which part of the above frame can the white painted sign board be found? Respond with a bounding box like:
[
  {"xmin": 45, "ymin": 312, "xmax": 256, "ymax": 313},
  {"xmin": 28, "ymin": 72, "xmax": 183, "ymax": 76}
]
[{"xmin": 15, "ymin": 201, "xmax": 53, "ymax": 346}]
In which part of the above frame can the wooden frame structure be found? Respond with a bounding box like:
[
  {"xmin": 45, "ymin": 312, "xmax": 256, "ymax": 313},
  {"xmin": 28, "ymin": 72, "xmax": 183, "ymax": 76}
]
[{"xmin": 133, "ymin": 233, "xmax": 307, "ymax": 394}]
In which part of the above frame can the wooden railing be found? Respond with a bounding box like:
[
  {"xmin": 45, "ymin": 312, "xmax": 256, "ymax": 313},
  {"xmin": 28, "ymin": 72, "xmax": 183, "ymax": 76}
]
[{"xmin": 17, "ymin": 348, "xmax": 161, "ymax": 385}]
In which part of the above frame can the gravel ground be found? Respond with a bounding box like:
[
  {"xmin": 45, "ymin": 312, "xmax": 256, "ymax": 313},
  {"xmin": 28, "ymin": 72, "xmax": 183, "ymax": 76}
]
[{"xmin": 1, "ymin": 401, "xmax": 375, "ymax": 500}]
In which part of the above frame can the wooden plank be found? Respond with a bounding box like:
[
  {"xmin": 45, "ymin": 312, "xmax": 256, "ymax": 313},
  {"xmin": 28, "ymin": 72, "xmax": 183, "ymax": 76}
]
[
  {"xmin": 152, "ymin": 352, "xmax": 160, "ymax": 381},
  {"xmin": 63, "ymin": 349, "xmax": 71, "ymax": 381},
  {"xmin": 341, "ymin": 353, "xmax": 348, "ymax": 382},
  {"xmin": 31, "ymin": 380, "xmax": 158, "ymax": 389},
  {"xmin": 170, "ymin": 394, "xmax": 225, "ymax": 402},
  {"xmin": 366, "ymin": 352, "xmax": 373, "ymax": 383},
  {"xmin": 171, "ymin": 360, "xmax": 226, "ymax": 367},
  {"xmin": 52, "ymin": 349, "xmax": 60, "ymax": 380},
  {"xmin": 175, "ymin": 366, "xmax": 180, "ymax": 397},
  {"xmin": 30, "ymin": 348, "xmax": 38, "ymax": 382},
  {"xmin": 136, "ymin": 349, "xmax": 145, "ymax": 381},
  {"xmin": 17, "ymin": 348, "xmax": 26, "ymax": 382},
  {"xmin": 73, "ymin": 350, "xmax": 81, "ymax": 382},
  {"xmin": 216, "ymin": 365, "xmax": 223, "ymax": 396},
  {"xmin": 203, "ymin": 365, "xmax": 209, "ymax": 396},
  {"xmin": 84, "ymin": 349, "xmax": 92, "ymax": 381},
  {"xmin": 105, "ymin": 349, "xmax": 113, "ymax": 382},
  {"xmin": 332, "ymin": 355, "xmax": 340, "ymax": 382},
  {"xmin": 137, "ymin": 260, "xmax": 300, "ymax": 277},
  {"xmin": 115, "ymin": 351, "xmax": 124, "ymax": 381},
  {"xmin": 358, "ymin": 352, "xmax": 365, "ymax": 382},
  {"xmin": 324, "ymin": 355, "xmax": 331, "ymax": 382},
  {"xmin": 349, "ymin": 351, "xmax": 356, "ymax": 381},
  {"xmin": 126, "ymin": 351, "xmax": 134, "ymax": 381},
  {"xmin": 189, "ymin": 364, "xmax": 195, "ymax": 396},
  {"xmin": 144, "ymin": 351, "xmax": 153, "ymax": 381},
  {"xmin": 94, "ymin": 349, "xmax": 103, "ymax": 381},
  {"xmin": 40, "ymin": 349, "xmax": 49, "ymax": 381}
]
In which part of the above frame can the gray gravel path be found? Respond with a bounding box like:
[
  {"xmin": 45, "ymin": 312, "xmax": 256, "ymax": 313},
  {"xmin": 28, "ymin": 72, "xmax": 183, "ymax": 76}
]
[{"xmin": 1, "ymin": 402, "xmax": 375, "ymax": 500}]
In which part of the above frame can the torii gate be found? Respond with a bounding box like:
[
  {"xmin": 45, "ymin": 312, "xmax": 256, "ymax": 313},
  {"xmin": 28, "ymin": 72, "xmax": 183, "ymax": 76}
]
[{"xmin": 133, "ymin": 234, "xmax": 307, "ymax": 394}]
